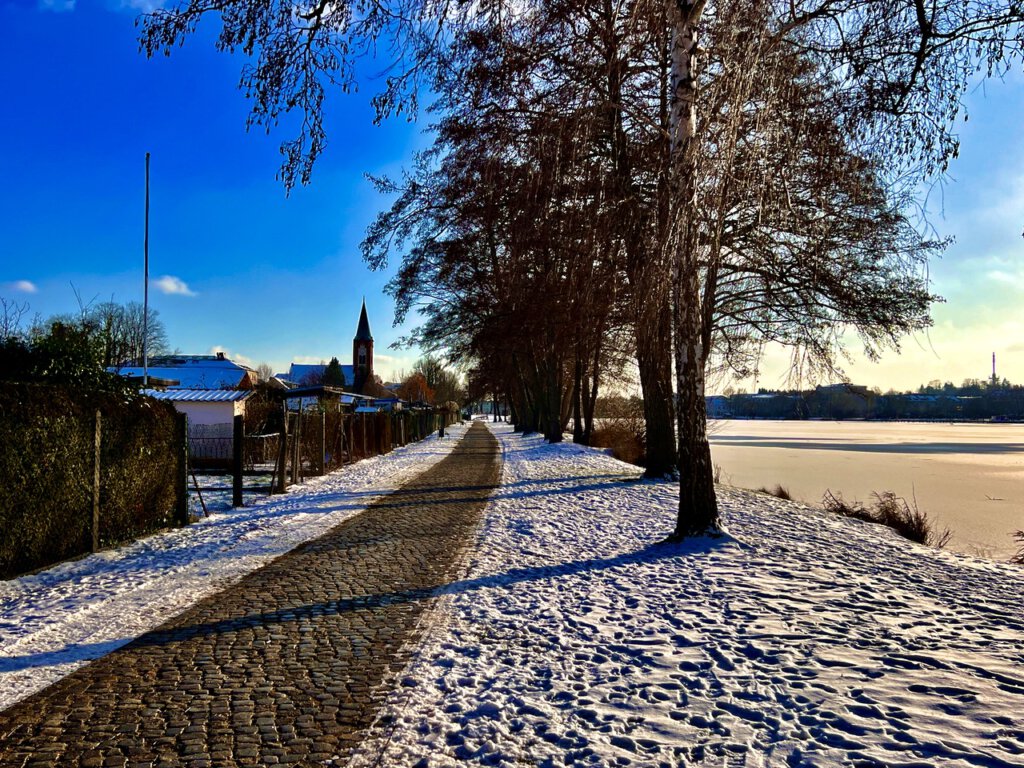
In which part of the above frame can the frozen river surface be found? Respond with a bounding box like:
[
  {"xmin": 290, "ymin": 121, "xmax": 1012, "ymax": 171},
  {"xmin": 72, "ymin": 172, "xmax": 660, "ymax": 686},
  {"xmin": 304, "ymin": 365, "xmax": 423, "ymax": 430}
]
[{"xmin": 709, "ymin": 420, "xmax": 1024, "ymax": 560}]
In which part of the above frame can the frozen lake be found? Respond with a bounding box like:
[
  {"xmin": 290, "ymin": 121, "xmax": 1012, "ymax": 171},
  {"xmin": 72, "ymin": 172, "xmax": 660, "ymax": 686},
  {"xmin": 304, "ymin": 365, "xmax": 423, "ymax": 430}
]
[{"xmin": 708, "ymin": 420, "xmax": 1024, "ymax": 561}]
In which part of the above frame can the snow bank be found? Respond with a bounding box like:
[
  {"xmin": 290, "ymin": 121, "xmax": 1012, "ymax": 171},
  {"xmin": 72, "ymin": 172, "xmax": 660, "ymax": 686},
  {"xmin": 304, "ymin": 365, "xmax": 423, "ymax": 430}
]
[
  {"xmin": 355, "ymin": 423, "xmax": 1024, "ymax": 767},
  {"xmin": 0, "ymin": 424, "xmax": 469, "ymax": 711}
]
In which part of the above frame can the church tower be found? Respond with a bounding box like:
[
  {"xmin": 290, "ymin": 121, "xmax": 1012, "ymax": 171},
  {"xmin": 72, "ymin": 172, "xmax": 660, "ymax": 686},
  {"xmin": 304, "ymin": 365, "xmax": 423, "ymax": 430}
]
[{"xmin": 353, "ymin": 299, "xmax": 373, "ymax": 392}]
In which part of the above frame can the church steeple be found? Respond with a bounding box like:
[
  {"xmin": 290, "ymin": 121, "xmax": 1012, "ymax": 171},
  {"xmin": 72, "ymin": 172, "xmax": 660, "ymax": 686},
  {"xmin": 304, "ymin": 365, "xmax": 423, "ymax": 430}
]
[
  {"xmin": 352, "ymin": 299, "xmax": 374, "ymax": 392},
  {"xmin": 355, "ymin": 299, "xmax": 372, "ymax": 342}
]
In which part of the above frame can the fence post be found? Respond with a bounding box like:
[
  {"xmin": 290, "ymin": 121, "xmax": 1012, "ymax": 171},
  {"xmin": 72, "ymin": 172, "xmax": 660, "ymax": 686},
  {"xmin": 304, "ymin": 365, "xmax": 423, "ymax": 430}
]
[
  {"xmin": 92, "ymin": 410, "xmax": 101, "ymax": 552},
  {"xmin": 275, "ymin": 403, "xmax": 288, "ymax": 494},
  {"xmin": 318, "ymin": 411, "xmax": 326, "ymax": 475},
  {"xmin": 291, "ymin": 411, "xmax": 301, "ymax": 485},
  {"xmin": 232, "ymin": 414, "xmax": 244, "ymax": 507},
  {"xmin": 174, "ymin": 412, "xmax": 189, "ymax": 526},
  {"xmin": 361, "ymin": 412, "xmax": 367, "ymax": 457}
]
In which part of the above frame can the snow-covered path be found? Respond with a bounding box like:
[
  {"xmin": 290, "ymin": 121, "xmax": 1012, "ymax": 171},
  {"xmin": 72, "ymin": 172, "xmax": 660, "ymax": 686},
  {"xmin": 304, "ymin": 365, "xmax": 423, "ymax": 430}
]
[
  {"xmin": 355, "ymin": 423, "xmax": 1024, "ymax": 767},
  {"xmin": 0, "ymin": 424, "xmax": 469, "ymax": 712}
]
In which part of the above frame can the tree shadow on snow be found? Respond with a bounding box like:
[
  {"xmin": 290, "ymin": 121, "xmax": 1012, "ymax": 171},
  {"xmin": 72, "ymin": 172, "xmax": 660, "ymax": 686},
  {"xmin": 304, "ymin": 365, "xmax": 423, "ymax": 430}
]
[{"xmin": 0, "ymin": 536, "xmax": 733, "ymax": 675}]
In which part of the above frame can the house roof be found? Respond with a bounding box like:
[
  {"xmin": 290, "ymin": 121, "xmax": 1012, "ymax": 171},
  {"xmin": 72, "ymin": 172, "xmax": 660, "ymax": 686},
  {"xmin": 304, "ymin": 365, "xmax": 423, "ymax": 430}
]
[
  {"xmin": 112, "ymin": 354, "xmax": 253, "ymax": 390},
  {"xmin": 341, "ymin": 393, "xmax": 374, "ymax": 403},
  {"xmin": 143, "ymin": 388, "xmax": 254, "ymax": 403},
  {"xmin": 354, "ymin": 299, "xmax": 372, "ymax": 341},
  {"xmin": 286, "ymin": 363, "xmax": 356, "ymax": 386}
]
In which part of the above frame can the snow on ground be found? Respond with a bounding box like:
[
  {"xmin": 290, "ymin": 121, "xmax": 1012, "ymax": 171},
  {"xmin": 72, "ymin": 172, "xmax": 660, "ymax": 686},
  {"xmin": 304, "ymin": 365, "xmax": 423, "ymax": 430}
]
[
  {"xmin": 0, "ymin": 423, "xmax": 469, "ymax": 712},
  {"xmin": 354, "ymin": 423, "xmax": 1024, "ymax": 768}
]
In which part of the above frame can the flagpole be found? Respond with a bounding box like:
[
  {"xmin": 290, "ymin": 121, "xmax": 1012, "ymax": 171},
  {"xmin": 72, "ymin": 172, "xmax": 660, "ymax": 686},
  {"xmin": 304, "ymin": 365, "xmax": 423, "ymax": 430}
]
[{"xmin": 143, "ymin": 152, "xmax": 150, "ymax": 388}]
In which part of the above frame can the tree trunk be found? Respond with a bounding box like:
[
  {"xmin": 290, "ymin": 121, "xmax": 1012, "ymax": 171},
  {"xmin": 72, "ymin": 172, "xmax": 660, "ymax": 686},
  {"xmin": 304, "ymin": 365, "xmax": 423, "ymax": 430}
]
[
  {"xmin": 583, "ymin": 336, "xmax": 601, "ymax": 445},
  {"xmin": 546, "ymin": 361, "xmax": 564, "ymax": 443},
  {"xmin": 635, "ymin": 295, "xmax": 677, "ymax": 477},
  {"xmin": 571, "ymin": 356, "xmax": 584, "ymax": 444},
  {"xmin": 668, "ymin": 0, "xmax": 719, "ymax": 538}
]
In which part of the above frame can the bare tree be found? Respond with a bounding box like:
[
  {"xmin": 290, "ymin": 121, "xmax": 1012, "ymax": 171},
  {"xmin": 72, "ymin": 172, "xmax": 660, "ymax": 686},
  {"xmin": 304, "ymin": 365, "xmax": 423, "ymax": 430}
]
[
  {"xmin": 137, "ymin": 0, "xmax": 1024, "ymax": 540},
  {"xmin": 0, "ymin": 298, "xmax": 31, "ymax": 341},
  {"xmin": 256, "ymin": 362, "xmax": 275, "ymax": 382},
  {"xmin": 45, "ymin": 299, "xmax": 170, "ymax": 368}
]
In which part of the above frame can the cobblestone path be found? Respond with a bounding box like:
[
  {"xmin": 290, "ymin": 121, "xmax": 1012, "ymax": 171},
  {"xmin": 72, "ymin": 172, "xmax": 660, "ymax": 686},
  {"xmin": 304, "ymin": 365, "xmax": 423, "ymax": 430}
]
[{"xmin": 0, "ymin": 422, "xmax": 500, "ymax": 768}]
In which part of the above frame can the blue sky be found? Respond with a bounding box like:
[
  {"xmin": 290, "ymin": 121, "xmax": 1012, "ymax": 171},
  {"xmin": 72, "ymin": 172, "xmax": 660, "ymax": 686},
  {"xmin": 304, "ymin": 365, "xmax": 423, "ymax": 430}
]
[
  {"xmin": 748, "ymin": 68, "xmax": 1024, "ymax": 393},
  {"xmin": 0, "ymin": 0, "xmax": 428, "ymax": 380},
  {"xmin": 1, "ymin": 1, "xmax": 1023, "ymax": 391}
]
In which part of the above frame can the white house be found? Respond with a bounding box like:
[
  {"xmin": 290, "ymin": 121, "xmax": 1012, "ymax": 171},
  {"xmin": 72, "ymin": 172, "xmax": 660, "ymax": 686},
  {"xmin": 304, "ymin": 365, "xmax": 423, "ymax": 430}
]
[{"xmin": 142, "ymin": 388, "xmax": 254, "ymax": 427}]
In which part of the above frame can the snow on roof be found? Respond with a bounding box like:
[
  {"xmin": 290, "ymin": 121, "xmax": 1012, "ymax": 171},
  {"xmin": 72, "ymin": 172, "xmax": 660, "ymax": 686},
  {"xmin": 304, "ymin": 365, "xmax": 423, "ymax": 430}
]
[
  {"xmin": 113, "ymin": 367, "xmax": 247, "ymax": 389},
  {"xmin": 112, "ymin": 355, "xmax": 252, "ymax": 390},
  {"xmin": 287, "ymin": 363, "xmax": 355, "ymax": 385},
  {"xmin": 146, "ymin": 355, "xmax": 252, "ymax": 370},
  {"xmin": 143, "ymin": 388, "xmax": 254, "ymax": 403}
]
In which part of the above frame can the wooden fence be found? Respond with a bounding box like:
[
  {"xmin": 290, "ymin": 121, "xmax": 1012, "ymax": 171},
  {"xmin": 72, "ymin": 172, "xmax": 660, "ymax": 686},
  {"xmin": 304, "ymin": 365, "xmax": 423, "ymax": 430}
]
[
  {"xmin": 187, "ymin": 408, "xmax": 456, "ymax": 513},
  {"xmin": 273, "ymin": 408, "xmax": 454, "ymax": 493}
]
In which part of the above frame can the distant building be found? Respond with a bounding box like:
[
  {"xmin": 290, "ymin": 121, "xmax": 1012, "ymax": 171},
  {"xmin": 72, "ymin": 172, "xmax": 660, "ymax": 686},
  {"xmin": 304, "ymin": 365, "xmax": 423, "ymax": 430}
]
[
  {"xmin": 111, "ymin": 352, "xmax": 257, "ymax": 390},
  {"xmin": 705, "ymin": 395, "xmax": 731, "ymax": 418},
  {"xmin": 286, "ymin": 362, "xmax": 356, "ymax": 388}
]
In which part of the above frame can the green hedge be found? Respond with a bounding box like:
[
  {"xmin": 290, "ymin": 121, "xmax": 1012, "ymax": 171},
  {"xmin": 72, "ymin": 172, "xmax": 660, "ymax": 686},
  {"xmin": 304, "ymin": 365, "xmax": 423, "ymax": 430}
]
[{"xmin": 0, "ymin": 383, "xmax": 183, "ymax": 578}]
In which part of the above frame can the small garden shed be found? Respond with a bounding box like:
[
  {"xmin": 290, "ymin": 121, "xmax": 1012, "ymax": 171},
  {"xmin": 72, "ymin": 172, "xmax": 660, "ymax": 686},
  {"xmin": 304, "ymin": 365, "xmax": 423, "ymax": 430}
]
[{"xmin": 143, "ymin": 388, "xmax": 254, "ymax": 425}]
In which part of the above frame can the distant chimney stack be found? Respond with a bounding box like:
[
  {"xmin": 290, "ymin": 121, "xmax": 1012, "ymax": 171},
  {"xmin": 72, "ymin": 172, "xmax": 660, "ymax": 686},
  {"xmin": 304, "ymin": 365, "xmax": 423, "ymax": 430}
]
[{"xmin": 216, "ymin": 351, "xmax": 226, "ymax": 361}]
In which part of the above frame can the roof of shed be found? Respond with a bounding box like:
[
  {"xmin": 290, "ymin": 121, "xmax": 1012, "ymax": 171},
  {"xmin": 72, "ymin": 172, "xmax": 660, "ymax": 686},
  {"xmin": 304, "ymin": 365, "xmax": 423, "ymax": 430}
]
[{"xmin": 142, "ymin": 388, "xmax": 254, "ymax": 403}]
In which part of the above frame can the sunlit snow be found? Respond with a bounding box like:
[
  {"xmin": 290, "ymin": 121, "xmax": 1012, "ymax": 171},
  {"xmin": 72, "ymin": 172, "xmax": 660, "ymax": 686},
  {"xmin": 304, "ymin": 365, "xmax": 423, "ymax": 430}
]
[{"xmin": 352, "ymin": 423, "xmax": 1024, "ymax": 767}]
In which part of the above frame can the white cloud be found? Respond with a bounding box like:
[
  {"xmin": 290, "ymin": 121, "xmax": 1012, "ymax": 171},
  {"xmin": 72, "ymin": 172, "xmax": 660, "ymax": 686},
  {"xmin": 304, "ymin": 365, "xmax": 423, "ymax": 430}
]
[
  {"xmin": 117, "ymin": 0, "xmax": 168, "ymax": 11},
  {"xmin": 38, "ymin": 0, "xmax": 75, "ymax": 12},
  {"xmin": 210, "ymin": 346, "xmax": 254, "ymax": 367},
  {"xmin": 373, "ymin": 352, "xmax": 418, "ymax": 381},
  {"xmin": 986, "ymin": 269, "xmax": 1023, "ymax": 286},
  {"xmin": 291, "ymin": 355, "xmax": 328, "ymax": 365},
  {"xmin": 152, "ymin": 275, "xmax": 197, "ymax": 297},
  {"xmin": 4, "ymin": 280, "xmax": 37, "ymax": 294}
]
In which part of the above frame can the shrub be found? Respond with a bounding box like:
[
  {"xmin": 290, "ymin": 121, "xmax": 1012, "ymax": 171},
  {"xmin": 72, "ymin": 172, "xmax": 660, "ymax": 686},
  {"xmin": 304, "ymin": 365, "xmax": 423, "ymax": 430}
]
[
  {"xmin": 756, "ymin": 484, "xmax": 792, "ymax": 500},
  {"xmin": 591, "ymin": 395, "xmax": 647, "ymax": 467},
  {"xmin": 1011, "ymin": 531, "xmax": 1024, "ymax": 565},
  {"xmin": 591, "ymin": 423, "xmax": 645, "ymax": 466},
  {"xmin": 0, "ymin": 382, "xmax": 182, "ymax": 578},
  {"xmin": 0, "ymin": 322, "xmax": 132, "ymax": 394},
  {"xmin": 822, "ymin": 489, "xmax": 951, "ymax": 548}
]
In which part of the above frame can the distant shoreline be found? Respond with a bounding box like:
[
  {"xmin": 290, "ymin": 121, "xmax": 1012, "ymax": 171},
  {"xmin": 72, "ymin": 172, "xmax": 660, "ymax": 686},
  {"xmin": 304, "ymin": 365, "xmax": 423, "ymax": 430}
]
[{"xmin": 710, "ymin": 416, "xmax": 1024, "ymax": 424}]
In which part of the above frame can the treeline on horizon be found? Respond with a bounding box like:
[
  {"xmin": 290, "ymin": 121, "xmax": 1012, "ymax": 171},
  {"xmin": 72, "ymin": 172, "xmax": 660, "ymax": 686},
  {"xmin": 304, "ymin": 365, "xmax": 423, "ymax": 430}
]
[{"xmin": 708, "ymin": 378, "xmax": 1024, "ymax": 421}]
